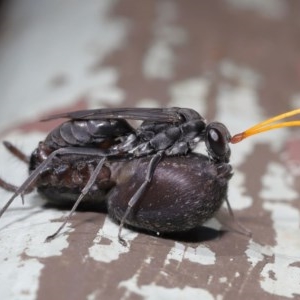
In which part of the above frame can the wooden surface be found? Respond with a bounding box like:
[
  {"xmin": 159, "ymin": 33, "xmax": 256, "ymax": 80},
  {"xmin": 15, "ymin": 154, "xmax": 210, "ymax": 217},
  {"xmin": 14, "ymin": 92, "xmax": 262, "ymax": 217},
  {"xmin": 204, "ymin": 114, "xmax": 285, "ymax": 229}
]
[{"xmin": 0, "ymin": 1, "xmax": 300, "ymax": 299}]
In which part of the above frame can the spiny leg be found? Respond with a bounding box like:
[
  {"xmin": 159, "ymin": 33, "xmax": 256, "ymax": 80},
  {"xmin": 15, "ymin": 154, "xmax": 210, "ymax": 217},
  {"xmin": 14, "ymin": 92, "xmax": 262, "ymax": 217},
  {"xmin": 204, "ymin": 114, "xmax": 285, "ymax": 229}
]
[
  {"xmin": 45, "ymin": 157, "xmax": 107, "ymax": 242},
  {"xmin": 3, "ymin": 141, "xmax": 30, "ymax": 164},
  {"xmin": 118, "ymin": 151, "xmax": 164, "ymax": 246}
]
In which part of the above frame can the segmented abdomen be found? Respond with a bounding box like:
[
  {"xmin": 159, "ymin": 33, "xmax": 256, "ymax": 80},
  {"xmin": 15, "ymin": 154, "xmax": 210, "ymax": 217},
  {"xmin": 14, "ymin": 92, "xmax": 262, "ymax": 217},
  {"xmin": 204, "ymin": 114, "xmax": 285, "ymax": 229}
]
[{"xmin": 44, "ymin": 119, "xmax": 134, "ymax": 149}]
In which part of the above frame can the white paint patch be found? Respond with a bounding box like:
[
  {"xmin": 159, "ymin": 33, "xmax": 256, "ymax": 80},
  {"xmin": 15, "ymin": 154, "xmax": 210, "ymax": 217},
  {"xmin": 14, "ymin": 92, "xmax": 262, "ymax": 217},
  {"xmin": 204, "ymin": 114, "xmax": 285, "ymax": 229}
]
[
  {"xmin": 219, "ymin": 60, "xmax": 262, "ymax": 88},
  {"xmin": 225, "ymin": 0, "xmax": 288, "ymax": 19},
  {"xmin": 143, "ymin": 1, "xmax": 187, "ymax": 79},
  {"xmin": 165, "ymin": 242, "xmax": 216, "ymax": 265},
  {"xmin": 245, "ymin": 240, "xmax": 273, "ymax": 267},
  {"xmin": 87, "ymin": 68, "xmax": 126, "ymax": 107},
  {"xmin": 136, "ymin": 98, "xmax": 161, "ymax": 108},
  {"xmin": 216, "ymin": 62, "xmax": 300, "ymax": 297},
  {"xmin": 0, "ymin": 258, "xmax": 43, "ymax": 300},
  {"xmin": 0, "ymin": 132, "xmax": 73, "ymax": 256},
  {"xmin": 0, "ymin": 131, "xmax": 74, "ymax": 299},
  {"xmin": 143, "ymin": 42, "xmax": 176, "ymax": 80},
  {"xmin": 119, "ymin": 273, "xmax": 215, "ymax": 300},
  {"xmin": 144, "ymin": 256, "xmax": 154, "ymax": 264},
  {"xmin": 203, "ymin": 218, "xmax": 222, "ymax": 231},
  {"xmin": 1, "ymin": 208, "xmax": 73, "ymax": 257},
  {"xmin": 0, "ymin": 130, "xmax": 45, "ymax": 179},
  {"xmin": 263, "ymin": 202, "xmax": 300, "ymax": 232},
  {"xmin": 87, "ymin": 290, "xmax": 99, "ymax": 300},
  {"xmin": 290, "ymin": 93, "xmax": 300, "ymax": 109},
  {"xmin": 88, "ymin": 217, "xmax": 138, "ymax": 263},
  {"xmin": 219, "ymin": 277, "xmax": 227, "ymax": 283},
  {"xmin": 0, "ymin": 0, "xmax": 128, "ymax": 129},
  {"xmin": 0, "ymin": 208, "xmax": 73, "ymax": 298},
  {"xmin": 260, "ymin": 162, "xmax": 298, "ymax": 201},
  {"xmin": 169, "ymin": 77, "xmax": 210, "ymax": 117},
  {"xmin": 259, "ymin": 202, "xmax": 300, "ymax": 298},
  {"xmin": 254, "ymin": 159, "xmax": 300, "ymax": 297},
  {"xmin": 228, "ymin": 169, "xmax": 253, "ymax": 210}
]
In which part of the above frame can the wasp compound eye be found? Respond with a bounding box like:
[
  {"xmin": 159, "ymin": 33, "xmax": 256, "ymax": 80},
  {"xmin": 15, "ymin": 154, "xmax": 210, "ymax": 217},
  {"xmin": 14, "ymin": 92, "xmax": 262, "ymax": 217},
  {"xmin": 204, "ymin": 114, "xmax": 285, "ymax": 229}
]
[
  {"xmin": 208, "ymin": 128, "xmax": 224, "ymax": 156},
  {"xmin": 205, "ymin": 122, "xmax": 231, "ymax": 163}
]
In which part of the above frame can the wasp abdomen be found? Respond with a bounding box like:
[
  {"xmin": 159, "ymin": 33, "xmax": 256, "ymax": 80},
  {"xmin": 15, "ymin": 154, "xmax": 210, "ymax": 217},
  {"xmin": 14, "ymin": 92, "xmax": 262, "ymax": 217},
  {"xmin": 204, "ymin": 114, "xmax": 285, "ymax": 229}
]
[{"xmin": 44, "ymin": 119, "xmax": 135, "ymax": 149}]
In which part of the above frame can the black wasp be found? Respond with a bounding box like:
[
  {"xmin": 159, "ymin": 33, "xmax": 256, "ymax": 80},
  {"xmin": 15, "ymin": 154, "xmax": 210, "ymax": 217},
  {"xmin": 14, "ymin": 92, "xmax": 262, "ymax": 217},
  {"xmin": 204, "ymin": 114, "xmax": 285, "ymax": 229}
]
[{"xmin": 0, "ymin": 107, "xmax": 298, "ymax": 245}]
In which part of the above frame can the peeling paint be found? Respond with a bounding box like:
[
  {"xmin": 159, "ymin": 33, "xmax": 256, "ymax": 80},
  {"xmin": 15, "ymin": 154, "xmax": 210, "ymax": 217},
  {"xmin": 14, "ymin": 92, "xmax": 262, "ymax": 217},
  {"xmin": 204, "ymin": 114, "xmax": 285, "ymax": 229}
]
[
  {"xmin": 143, "ymin": 1, "xmax": 186, "ymax": 79},
  {"xmin": 228, "ymin": 169, "xmax": 253, "ymax": 210},
  {"xmin": 225, "ymin": 0, "xmax": 288, "ymax": 19},
  {"xmin": 0, "ymin": 0, "xmax": 129, "ymax": 129},
  {"xmin": 203, "ymin": 218, "xmax": 222, "ymax": 232},
  {"xmin": 0, "ymin": 132, "xmax": 74, "ymax": 299},
  {"xmin": 0, "ymin": 258, "xmax": 43, "ymax": 300},
  {"xmin": 165, "ymin": 242, "xmax": 216, "ymax": 265},
  {"xmin": 257, "ymin": 163, "xmax": 300, "ymax": 297},
  {"xmin": 246, "ymin": 240, "xmax": 273, "ymax": 267},
  {"xmin": 169, "ymin": 78, "xmax": 210, "ymax": 116},
  {"xmin": 219, "ymin": 277, "xmax": 227, "ymax": 283},
  {"xmin": 260, "ymin": 162, "xmax": 298, "ymax": 201},
  {"xmin": 219, "ymin": 60, "xmax": 262, "ymax": 88},
  {"xmin": 119, "ymin": 273, "xmax": 215, "ymax": 300},
  {"xmin": 88, "ymin": 217, "xmax": 138, "ymax": 263}
]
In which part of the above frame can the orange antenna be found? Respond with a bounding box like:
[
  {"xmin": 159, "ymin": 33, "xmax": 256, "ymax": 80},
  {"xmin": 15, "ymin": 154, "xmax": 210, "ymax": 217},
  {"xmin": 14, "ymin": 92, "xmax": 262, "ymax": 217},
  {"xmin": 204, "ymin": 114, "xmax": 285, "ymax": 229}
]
[{"xmin": 231, "ymin": 108, "xmax": 300, "ymax": 144}]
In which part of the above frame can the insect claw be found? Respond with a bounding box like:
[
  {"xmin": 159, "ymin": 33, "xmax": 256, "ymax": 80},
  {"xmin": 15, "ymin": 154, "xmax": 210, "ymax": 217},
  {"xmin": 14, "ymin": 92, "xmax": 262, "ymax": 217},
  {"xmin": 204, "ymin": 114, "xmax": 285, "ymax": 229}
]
[
  {"xmin": 118, "ymin": 221, "xmax": 128, "ymax": 247},
  {"xmin": 44, "ymin": 234, "xmax": 55, "ymax": 243},
  {"xmin": 118, "ymin": 236, "xmax": 128, "ymax": 247},
  {"xmin": 230, "ymin": 220, "xmax": 252, "ymax": 237}
]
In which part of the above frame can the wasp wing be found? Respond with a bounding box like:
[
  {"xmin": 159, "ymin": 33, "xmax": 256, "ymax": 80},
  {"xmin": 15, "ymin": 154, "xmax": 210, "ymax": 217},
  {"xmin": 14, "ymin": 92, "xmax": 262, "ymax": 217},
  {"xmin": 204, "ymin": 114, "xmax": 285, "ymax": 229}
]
[{"xmin": 42, "ymin": 107, "xmax": 186, "ymax": 123}]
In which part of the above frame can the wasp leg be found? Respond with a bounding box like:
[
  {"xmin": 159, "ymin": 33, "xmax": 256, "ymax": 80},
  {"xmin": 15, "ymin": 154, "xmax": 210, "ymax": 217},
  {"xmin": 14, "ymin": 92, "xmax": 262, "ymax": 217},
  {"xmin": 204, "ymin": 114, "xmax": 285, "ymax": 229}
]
[
  {"xmin": 45, "ymin": 157, "xmax": 107, "ymax": 242},
  {"xmin": 3, "ymin": 141, "xmax": 30, "ymax": 164},
  {"xmin": 118, "ymin": 151, "xmax": 164, "ymax": 246},
  {"xmin": 0, "ymin": 147, "xmax": 105, "ymax": 218}
]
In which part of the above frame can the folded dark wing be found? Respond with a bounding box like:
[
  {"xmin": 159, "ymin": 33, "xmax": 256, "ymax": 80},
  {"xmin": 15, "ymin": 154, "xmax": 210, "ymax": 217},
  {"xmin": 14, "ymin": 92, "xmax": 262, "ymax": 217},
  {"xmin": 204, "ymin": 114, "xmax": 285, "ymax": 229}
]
[{"xmin": 42, "ymin": 107, "xmax": 184, "ymax": 123}]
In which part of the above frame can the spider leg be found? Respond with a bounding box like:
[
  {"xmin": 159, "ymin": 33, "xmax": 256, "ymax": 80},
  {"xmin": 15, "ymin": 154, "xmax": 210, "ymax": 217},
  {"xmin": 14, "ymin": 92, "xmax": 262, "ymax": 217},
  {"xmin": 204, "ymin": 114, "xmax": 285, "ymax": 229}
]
[
  {"xmin": 45, "ymin": 156, "xmax": 107, "ymax": 242},
  {"xmin": 0, "ymin": 147, "xmax": 105, "ymax": 218},
  {"xmin": 118, "ymin": 150, "xmax": 164, "ymax": 246},
  {"xmin": 3, "ymin": 141, "xmax": 30, "ymax": 164}
]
